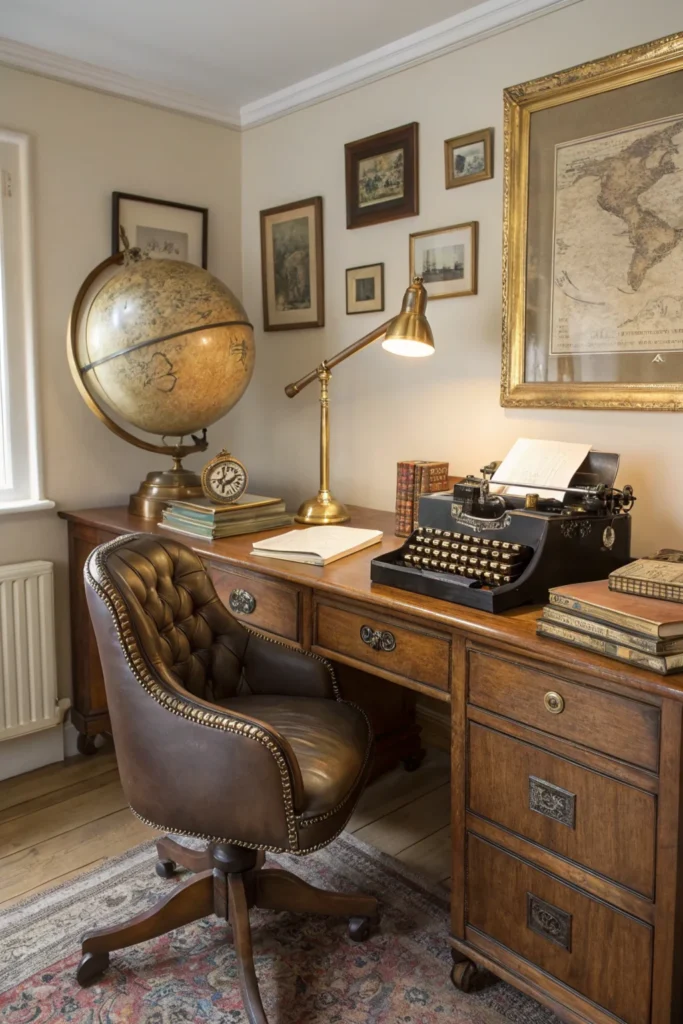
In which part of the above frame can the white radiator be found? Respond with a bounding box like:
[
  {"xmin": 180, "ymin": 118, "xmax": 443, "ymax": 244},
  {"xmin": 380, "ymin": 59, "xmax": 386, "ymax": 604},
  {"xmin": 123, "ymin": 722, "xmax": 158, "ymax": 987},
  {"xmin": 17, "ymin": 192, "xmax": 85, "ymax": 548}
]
[{"xmin": 0, "ymin": 560, "xmax": 67, "ymax": 741}]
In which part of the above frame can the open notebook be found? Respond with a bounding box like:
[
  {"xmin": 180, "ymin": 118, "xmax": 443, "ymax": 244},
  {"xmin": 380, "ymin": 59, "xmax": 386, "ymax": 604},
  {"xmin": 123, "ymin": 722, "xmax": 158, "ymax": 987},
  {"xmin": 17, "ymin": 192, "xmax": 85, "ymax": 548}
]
[{"xmin": 252, "ymin": 526, "xmax": 383, "ymax": 566}]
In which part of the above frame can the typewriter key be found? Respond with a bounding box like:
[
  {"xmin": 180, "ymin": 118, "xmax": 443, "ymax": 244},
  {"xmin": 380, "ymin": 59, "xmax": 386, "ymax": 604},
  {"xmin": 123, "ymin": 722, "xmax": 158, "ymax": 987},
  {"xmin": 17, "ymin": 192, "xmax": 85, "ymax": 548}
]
[
  {"xmin": 447, "ymin": 563, "xmax": 457, "ymax": 572},
  {"xmin": 481, "ymin": 538, "xmax": 491, "ymax": 546},
  {"xmin": 425, "ymin": 528, "xmax": 434, "ymax": 534},
  {"xmin": 430, "ymin": 559, "xmax": 439, "ymax": 568},
  {"xmin": 432, "ymin": 539, "xmax": 441, "ymax": 547},
  {"xmin": 491, "ymin": 540, "xmax": 501, "ymax": 548},
  {"xmin": 440, "ymin": 561, "xmax": 449, "ymax": 570},
  {"xmin": 441, "ymin": 540, "xmax": 450, "ymax": 549}
]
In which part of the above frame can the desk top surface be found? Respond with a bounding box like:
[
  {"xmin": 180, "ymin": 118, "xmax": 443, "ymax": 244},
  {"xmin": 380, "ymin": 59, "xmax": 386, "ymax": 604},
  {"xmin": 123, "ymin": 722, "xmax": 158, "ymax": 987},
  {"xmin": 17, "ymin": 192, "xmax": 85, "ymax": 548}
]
[{"xmin": 60, "ymin": 503, "xmax": 683, "ymax": 702}]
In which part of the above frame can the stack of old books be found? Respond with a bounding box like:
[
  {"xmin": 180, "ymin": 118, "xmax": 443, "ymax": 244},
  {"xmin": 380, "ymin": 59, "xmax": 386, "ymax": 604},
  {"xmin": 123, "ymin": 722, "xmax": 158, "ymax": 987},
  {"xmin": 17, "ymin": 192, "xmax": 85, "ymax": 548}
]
[
  {"xmin": 160, "ymin": 494, "xmax": 293, "ymax": 541},
  {"xmin": 395, "ymin": 460, "xmax": 449, "ymax": 536},
  {"xmin": 538, "ymin": 556, "xmax": 683, "ymax": 674}
]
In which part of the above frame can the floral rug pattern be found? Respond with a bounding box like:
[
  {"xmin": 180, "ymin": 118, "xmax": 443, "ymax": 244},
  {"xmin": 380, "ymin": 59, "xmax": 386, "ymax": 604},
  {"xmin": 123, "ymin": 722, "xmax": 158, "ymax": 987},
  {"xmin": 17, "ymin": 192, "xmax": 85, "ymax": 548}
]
[{"xmin": 0, "ymin": 832, "xmax": 559, "ymax": 1023}]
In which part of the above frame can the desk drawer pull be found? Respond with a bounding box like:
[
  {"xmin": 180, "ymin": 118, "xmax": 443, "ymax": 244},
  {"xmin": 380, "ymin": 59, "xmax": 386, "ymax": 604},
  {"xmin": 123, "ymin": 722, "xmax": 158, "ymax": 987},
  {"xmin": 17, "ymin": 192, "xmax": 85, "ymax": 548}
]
[
  {"xmin": 527, "ymin": 892, "xmax": 572, "ymax": 951},
  {"xmin": 360, "ymin": 625, "xmax": 396, "ymax": 652},
  {"xmin": 529, "ymin": 776, "xmax": 576, "ymax": 829},
  {"xmin": 544, "ymin": 690, "xmax": 565, "ymax": 715},
  {"xmin": 229, "ymin": 588, "xmax": 256, "ymax": 615}
]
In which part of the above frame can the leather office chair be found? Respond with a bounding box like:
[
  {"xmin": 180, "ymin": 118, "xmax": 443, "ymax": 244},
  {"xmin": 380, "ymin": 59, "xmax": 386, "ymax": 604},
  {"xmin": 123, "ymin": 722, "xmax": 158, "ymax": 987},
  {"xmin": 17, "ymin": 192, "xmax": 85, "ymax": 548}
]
[{"xmin": 77, "ymin": 533, "xmax": 378, "ymax": 1023}]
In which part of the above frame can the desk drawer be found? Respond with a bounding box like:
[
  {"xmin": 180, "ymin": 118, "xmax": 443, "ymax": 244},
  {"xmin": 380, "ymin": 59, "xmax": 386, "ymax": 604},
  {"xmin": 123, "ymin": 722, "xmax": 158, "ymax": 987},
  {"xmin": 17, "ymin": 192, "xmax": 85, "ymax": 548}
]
[
  {"xmin": 467, "ymin": 834, "xmax": 652, "ymax": 1024},
  {"xmin": 210, "ymin": 564, "xmax": 301, "ymax": 642},
  {"xmin": 468, "ymin": 722, "xmax": 656, "ymax": 897},
  {"xmin": 468, "ymin": 649, "xmax": 659, "ymax": 772},
  {"xmin": 314, "ymin": 602, "xmax": 450, "ymax": 692}
]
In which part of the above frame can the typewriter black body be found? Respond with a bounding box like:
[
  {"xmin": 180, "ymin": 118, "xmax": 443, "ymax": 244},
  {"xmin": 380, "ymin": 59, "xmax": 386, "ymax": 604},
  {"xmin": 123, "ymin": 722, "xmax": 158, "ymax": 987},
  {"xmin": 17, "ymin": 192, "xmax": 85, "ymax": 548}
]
[{"xmin": 371, "ymin": 452, "xmax": 635, "ymax": 613}]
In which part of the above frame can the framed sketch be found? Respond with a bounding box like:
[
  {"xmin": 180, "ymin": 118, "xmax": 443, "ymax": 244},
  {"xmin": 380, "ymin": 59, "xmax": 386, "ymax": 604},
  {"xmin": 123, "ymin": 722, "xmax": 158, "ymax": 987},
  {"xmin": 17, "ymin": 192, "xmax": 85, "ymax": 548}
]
[
  {"xmin": 445, "ymin": 128, "xmax": 493, "ymax": 188},
  {"xmin": 346, "ymin": 263, "xmax": 384, "ymax": 314},
  {"xmin": 501, "ymin": 32, "xmax": 683, "ymax": 410},
  {"xmin": 345, "ymin": 123, "xmax": 418, "ymax": 229},
  {"xmin": 260, "ymin": 196, "xmax": 324, "ymax": 331},
  {"xmin": 112, "ymin": 192, "xmax": 207, "ymax": 268},
  {"xmin": 410, "ymin": 222, "xmax": 478, "ymax": 300}
]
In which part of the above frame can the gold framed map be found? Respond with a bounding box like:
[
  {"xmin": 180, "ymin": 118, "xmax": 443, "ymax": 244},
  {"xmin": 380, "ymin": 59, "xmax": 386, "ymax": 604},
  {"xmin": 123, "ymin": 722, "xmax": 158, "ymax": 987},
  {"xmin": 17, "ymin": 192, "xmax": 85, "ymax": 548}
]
[{"xmin": 501, "ymin": 32, "xmax": 683, "ymax": 410}]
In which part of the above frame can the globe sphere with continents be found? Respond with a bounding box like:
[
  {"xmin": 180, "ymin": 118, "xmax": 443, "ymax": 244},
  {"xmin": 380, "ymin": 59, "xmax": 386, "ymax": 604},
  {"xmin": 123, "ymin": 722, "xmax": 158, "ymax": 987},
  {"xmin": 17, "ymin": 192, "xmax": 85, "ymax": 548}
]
[{"xmin": 80, "ymin": 258, "xmax": 254, "ymax": 439}]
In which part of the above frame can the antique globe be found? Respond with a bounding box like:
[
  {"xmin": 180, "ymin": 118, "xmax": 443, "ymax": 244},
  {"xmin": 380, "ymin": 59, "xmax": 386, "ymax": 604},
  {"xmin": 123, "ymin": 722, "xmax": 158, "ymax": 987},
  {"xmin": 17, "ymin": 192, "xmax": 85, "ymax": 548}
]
[{"xmin": 69, "ymin": 253, "xmax": 255, "ymax": 517}]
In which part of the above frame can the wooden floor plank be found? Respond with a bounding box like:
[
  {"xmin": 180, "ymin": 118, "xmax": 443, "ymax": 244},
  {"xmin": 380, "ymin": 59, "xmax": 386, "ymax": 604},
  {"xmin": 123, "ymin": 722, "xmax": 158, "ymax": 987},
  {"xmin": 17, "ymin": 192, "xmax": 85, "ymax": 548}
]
[
  {"xmin": 353, "ymin": 783, "xmax": 451, "ymax": 856},
  {"xmin": 0, "ymin": 779, "xmax": 128, "ymax": 858},
  {"xmin": 396, "ymin": 825, "xmax": 452, "ymax": 882},
  {"xmin": 0, "ymin": 753, "xmax": 118, "ymax": 813},
  {"xmin": 0, "ymin": 859, "xmax": 108, "ymax": 911},
  {"xmin": 0, "ymin": 808, "xmax": 157, "ymax": 904},
  {"xmin": 347, "ymin": 750, "xmax": 449, "ymax": 832},
  {"xmin": 0, "ymin": 769, "xmax": 121, "ymax": 826}
]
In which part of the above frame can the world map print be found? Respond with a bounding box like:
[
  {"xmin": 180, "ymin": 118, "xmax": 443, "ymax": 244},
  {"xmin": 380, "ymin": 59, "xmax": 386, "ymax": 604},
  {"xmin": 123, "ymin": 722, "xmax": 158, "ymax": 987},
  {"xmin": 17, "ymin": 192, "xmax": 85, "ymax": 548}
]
[{"xmin": 550, "ymin": 114, "xmax": 683, "ymax": 355}]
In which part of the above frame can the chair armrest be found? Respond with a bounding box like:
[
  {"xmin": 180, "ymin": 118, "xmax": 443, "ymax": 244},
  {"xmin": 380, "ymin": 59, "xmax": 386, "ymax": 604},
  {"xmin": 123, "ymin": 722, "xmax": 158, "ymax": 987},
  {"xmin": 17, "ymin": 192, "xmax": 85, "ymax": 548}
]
[{"xmin": 240, "ymin": 629, "xmax": 338, "ymax": 699}]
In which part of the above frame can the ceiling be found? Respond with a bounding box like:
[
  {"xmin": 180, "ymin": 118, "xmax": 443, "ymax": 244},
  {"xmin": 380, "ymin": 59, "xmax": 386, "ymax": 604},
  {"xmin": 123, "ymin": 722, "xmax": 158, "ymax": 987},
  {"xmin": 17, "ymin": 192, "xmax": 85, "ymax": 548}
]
[{"xmin": 0, "ymin": 0, "xmax": 574, "ymax": 126}]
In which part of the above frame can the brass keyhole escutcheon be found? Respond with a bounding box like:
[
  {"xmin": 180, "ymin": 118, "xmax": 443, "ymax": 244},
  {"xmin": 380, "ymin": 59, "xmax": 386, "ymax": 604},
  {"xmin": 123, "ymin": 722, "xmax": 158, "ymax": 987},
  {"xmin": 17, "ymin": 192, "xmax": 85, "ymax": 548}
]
[{"xmin": 544, "ymin": 691, "xmax": 565, "ymax": 715}]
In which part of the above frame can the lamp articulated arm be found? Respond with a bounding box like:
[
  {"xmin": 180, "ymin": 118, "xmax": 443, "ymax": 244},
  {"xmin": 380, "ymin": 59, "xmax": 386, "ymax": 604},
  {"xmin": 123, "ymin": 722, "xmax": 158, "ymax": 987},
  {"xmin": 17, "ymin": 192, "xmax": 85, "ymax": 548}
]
[{"xmin": 284, "ymin": 320, "xmax": 391, "ymax": 399}]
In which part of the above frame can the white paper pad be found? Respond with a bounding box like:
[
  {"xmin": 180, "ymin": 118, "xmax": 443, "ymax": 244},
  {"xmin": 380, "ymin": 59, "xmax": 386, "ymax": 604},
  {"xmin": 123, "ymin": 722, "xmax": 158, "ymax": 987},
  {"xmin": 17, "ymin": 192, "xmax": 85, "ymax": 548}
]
[{"xmin": 491, "ymin": 438, "xmax": 592, "ymax": 501}]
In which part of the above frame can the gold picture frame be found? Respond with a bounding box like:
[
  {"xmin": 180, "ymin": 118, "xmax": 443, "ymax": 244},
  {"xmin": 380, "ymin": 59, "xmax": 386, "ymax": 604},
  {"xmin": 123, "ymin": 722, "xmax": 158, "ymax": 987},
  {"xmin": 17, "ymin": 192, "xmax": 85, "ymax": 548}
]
[
  {"xmin": 501, "ymin": 32, "xmax": 683, "ymax": 410},
  {"xmin": 444, "ymin": 128, "xmax": 493, "ymax": 188},
  {"xmin": 410, "ymin": 222, "xmax": 478, "ymax": 300}
]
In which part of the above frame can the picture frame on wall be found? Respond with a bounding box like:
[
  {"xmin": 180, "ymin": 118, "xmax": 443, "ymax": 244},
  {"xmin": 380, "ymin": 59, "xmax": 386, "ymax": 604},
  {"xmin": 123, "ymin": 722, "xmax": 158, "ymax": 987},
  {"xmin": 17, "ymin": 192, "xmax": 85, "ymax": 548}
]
[
  {"xmin": 260, "ymin": 196, "xmax": 324, "ymax": 331},
  {"xmin": 501, "ymin": 32, "xmax": 683, "ymax": 410},
  {"xmin": 112, "ymin": 192, "xmax": 208, "ymax": 268},
  {"xmin": 444, "ymin": 128, "xmax": 493, "ymax": 189},
  {"xmin": 410, "ymin": 222, "xmax": 478, "ymax": 300},
  {"xmin": 346, "ymin": 263, "xmax": 385, "ymax": 314},
  {"xmin": 345, "ymin": 123, "xmax": 419, "ymax": 230}
]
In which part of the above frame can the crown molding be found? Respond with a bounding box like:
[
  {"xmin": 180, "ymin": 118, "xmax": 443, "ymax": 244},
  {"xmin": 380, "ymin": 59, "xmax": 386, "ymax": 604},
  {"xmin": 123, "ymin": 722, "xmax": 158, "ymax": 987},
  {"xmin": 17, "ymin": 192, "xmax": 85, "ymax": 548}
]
[
  {"xmin": 0, "ymin": 36, "xmax": 242, "ymax": 129},
  {"xmin": 240, "ymin": 0, "xmax": 583, "ymax": 127},
  {"xmin": 0, "ymin": 0, "xmax": 582, "ymax": 131}
]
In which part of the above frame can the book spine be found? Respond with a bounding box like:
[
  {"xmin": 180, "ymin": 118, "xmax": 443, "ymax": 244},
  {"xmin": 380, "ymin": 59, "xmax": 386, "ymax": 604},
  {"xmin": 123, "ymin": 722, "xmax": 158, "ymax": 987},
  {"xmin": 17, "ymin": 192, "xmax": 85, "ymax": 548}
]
[
  {"xmin": 410, "ymin": 462, "xmax": 449, "ymax": 531},
  {"xmin": 542, "ymin": 606, "xmax": 673, "ymax": 654},
  {"xmin": 609, "ymin": 576, "xmax": 683, "ymax": 604},
  {"xmin": 537, "ymin": 620, "xmax": 683, "ymax": 674},
  {"xmin": 396, "ymin": 462, "xmax": 418, "ymax": 537},
  {"xmin": 548, "ymin": 592, "xmax": 660, "ymax": 638}
]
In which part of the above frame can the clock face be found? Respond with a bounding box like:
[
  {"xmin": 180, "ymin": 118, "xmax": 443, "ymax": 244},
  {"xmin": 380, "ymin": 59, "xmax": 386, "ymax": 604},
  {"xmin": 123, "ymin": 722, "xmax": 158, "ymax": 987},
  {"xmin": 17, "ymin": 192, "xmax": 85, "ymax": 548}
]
[{"xmin": 204, "ymin": 457, "xmax": 248, "ymax": 503}]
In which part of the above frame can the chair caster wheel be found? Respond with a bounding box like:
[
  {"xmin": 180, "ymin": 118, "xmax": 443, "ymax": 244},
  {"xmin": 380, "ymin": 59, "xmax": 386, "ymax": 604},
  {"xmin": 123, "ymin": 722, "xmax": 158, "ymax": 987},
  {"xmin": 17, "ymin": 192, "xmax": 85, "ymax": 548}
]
[
  {"xmin": 155, "ymin": 858, "xmax": 176, "ymax": 879},
  {"xmin": 451, "ymin": 958, "xmax": 477, "ymax": 992},
  {"xmin": 76, "ymin": 951, "xmax": 109, "ymax": 986},
  {"xmin": 348, "ymin": 916, "xmax": 374, "ymax": 942}
]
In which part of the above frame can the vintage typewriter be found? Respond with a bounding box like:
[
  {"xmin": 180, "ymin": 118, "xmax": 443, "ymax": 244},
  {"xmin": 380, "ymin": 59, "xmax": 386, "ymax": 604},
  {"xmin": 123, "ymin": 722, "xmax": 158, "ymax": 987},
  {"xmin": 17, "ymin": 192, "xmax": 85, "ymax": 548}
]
[{"xmin": 371, "ymin": 452, "xmax": 635, "ymax": 613}]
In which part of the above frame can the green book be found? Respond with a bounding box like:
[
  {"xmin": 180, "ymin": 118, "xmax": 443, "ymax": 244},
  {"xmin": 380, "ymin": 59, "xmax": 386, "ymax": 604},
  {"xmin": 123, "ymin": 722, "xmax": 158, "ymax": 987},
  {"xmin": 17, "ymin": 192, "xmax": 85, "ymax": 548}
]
[
  {"xmin": 537, "ymin": 619, "xmax": 683, "ymax": 675},
  {"xmin": 160, "ymin": 511, "xmax": 293, "ymax": 540},
  {"xmin": 541, "ymin": 605, "xmax": 683, "ymax": 656},
  {"xmin": 167, "ymin": 498, "xmax": 286, "ymax": 525}
]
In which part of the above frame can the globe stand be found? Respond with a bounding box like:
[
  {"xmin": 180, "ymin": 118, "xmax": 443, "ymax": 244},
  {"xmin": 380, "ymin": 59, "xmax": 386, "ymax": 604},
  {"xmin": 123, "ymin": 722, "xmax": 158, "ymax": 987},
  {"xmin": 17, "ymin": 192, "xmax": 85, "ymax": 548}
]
[{"xmin": 129, "ymin": 457, "xmax": 204, "ymax": 520}]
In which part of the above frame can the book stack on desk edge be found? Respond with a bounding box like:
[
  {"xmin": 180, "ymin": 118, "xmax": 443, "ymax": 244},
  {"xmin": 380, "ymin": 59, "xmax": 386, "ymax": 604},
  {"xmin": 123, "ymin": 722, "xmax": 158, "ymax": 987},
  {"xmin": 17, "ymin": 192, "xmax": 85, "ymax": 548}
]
[
  {"xmin": 537, "ymin": 579, "xmax": 683, "ymax": 675},
  {"xmin": 159, "ymin": 494, "xmax": 293, "ymax": 540}
]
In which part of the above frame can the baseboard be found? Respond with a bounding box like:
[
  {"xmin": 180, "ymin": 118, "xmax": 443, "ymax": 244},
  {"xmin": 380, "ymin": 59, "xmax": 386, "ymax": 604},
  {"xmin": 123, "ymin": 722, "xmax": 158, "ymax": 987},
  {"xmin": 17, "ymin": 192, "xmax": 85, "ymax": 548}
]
[
  {"xmin": 0, "ymin": 722, "xmax": 66, "ymax": 780},
  {"xmin": 415, "ymin": 696, "xmax": 451, "ymax": 752}
]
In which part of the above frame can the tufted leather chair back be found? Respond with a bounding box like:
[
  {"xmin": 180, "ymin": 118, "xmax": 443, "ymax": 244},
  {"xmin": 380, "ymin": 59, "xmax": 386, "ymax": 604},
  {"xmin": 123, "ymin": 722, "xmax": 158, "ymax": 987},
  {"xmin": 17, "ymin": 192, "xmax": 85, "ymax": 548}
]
[{"xmin": 103, "ymin": 534, "xmax": 251, "ymax": 702}]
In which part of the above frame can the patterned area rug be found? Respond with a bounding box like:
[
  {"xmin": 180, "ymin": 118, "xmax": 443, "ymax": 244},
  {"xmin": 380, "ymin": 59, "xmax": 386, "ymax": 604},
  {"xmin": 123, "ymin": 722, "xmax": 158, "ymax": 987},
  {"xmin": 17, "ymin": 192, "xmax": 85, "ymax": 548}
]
[{"xmin": 0, "ymin": 832, "xmax": 559, "ymax": 1023}]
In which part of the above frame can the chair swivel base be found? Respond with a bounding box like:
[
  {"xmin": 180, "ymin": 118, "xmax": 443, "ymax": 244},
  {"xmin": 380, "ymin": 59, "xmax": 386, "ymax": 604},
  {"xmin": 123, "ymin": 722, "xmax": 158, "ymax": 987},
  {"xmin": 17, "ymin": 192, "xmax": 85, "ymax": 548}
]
[{"xmin": 76, "ymin": 838, "xmax": 380, "ymax": 1024}]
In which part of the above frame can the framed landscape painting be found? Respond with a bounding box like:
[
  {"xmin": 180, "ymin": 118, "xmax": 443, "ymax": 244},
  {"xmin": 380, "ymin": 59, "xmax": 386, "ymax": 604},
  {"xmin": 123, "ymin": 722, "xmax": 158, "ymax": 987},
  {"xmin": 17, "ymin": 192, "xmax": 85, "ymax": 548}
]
[
  {"xmin": 445, "ymin": 128, "xmax": 493, "ymax": 188},
  {"xmin": 346, "ymin": 262, "xmax": 384, "ymax": 314},
  {"xmin": 345, "ymin": 123, "xmax": 418, "ymax": 229},
  {"xmin": 260, "ymin": 196, "xmax": 324, "ymax": 331},
  {"xmin": 501, "ymin": 32, "xmax": 683, "ymax": 410},
  {"xmin": 410, "ymin": 223, "xmax": 477, "ymax": 300},
  {"xmin": 112, "ymin": 192, "xmax": 207, "ymax": 268}
]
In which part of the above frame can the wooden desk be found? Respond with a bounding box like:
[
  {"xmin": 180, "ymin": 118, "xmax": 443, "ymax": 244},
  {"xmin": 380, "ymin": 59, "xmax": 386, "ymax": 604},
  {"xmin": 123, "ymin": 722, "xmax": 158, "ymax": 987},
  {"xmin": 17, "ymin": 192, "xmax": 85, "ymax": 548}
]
[{"xmin": 60, "ymin": 504, "xmax": 683, "ymax": 1024}]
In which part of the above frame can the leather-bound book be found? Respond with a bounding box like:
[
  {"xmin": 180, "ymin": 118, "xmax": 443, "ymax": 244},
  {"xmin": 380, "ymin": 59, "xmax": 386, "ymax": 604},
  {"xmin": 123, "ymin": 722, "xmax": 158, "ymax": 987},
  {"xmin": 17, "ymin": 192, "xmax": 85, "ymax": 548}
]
[{"xmin": 548, "ymin": 579, "xmax": 683, "ymax": 639}]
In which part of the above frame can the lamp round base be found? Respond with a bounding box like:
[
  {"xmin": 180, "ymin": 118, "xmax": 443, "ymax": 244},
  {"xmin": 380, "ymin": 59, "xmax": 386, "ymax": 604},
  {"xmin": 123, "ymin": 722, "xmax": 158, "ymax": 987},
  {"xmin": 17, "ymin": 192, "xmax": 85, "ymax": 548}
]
[
  {"xmin": 294, "ymin": 493, "xmax": 350, "ymax": 525},
  {"xmin": 129, "ymin": 463, "xmax": 203, "ymax": 519}
]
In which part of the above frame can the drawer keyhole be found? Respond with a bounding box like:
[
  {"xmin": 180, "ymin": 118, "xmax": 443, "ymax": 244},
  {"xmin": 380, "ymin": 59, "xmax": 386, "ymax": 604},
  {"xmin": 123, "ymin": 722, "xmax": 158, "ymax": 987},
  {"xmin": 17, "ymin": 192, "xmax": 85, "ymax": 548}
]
[
  {"xmin": 360, "ymin": 625, "xmax": 396, "ymax": 652},
  {"xmin": 229, "ymin": 588, "xmax": 256, "ymax": 615}
]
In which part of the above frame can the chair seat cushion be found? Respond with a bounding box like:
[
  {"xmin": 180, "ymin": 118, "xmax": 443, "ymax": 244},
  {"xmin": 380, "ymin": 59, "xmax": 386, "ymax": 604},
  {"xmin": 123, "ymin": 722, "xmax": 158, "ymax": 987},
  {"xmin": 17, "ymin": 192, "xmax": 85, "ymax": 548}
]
[{"xmin": 218, "ymin": 695, "xmax": 370, "ymax": 819}]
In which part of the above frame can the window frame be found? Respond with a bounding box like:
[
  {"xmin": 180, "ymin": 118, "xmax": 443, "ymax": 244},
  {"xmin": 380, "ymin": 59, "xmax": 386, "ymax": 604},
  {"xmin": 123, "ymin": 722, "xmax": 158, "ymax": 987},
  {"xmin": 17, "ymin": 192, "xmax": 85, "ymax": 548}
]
[{"xmin": 0, "ymin": 129, "xmax": 53, "ymax": 515}]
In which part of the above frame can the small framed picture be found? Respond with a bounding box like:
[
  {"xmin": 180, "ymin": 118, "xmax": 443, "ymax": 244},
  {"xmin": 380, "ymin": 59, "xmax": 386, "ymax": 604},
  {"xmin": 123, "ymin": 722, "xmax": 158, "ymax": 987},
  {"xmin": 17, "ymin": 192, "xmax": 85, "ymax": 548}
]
[
  {"xmin": 346, "ymin": 263, "xmax": 384, "ymax": 314},
  {"xmin": 112, "ymin": 192, "xmax": 208, "ymax": 267},
  {"xmin": 444, "ymin": 129, "xmax": 493, "ymax": 189},
  {"xmin": 260, "ymin": 196, "xmax": 324, "ymax": 331},
  {"xmin": 345, "ymin": 123, "xmax": 418, "ymax": 230},
  {"xmin": 410, "ymin": 222, "xmax": 478, "ymax": 300}
]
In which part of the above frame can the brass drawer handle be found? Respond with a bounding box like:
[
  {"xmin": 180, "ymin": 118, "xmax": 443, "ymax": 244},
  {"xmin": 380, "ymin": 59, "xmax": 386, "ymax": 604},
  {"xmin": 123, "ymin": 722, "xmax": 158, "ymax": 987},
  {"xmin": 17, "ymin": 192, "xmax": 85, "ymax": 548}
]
[
  {"xmin": 527, "ymin": 892, "xmax": 572, "ymax": 951},
  {"xmin": 229, "ymin": 588, "xmax": 256, "ymax": 615},
  {"xmin": 529, "ymin": 776, "xmax": 576, "ymax": 829},
  {"xmin": 544, "ymin": 691, "xmax": 565, "ymax": 715},
  {"xmin": 360, "ymin": 625, "xmax": 396, "ymax": 652}
]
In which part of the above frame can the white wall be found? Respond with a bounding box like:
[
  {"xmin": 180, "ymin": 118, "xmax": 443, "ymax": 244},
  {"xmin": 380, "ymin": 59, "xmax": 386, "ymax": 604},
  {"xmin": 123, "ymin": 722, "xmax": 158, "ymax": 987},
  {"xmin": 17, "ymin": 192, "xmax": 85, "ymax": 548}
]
[
  {"xmin": 0, "ymin": 67, "xmax": 242, "ymax": 703},
  {"xmin": 237, "ymin": 0, "xmax": 683, "ymax": 557}
]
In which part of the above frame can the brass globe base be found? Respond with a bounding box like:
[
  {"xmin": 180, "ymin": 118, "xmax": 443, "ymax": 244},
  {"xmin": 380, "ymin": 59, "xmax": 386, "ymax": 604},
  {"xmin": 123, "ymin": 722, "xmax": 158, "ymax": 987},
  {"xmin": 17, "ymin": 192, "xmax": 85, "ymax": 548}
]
[
  {"xmin": 294, "ymin": 491, "xmax": 350, "ymax": 526},
  {"xmin": 129, "ymin": 460, "xmax": 203, "ymax": 519}
]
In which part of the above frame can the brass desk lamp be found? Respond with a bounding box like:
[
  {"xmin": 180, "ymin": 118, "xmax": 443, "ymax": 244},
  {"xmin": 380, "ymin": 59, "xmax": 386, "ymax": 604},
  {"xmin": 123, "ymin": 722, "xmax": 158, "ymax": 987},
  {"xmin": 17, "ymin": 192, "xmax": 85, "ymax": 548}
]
[{"xmin": 285, "ymin": 277, "xmax": 435, "ymax": 525}]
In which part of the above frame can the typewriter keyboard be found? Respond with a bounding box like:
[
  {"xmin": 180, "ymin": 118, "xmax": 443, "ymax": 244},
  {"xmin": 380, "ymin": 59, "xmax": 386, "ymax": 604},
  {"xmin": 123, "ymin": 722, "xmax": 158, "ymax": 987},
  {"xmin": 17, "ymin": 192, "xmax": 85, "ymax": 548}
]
[{"xmin": 400, "ymin": 527, "xmax": 533, "ymax": 587}]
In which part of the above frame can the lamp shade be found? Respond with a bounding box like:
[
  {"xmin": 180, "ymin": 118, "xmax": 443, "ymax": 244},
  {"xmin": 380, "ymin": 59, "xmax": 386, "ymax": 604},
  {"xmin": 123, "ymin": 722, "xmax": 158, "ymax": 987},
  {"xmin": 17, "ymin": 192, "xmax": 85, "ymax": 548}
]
[{"xmin": 382, "ymin": 277, "xmax": 434, "ymax": 357}]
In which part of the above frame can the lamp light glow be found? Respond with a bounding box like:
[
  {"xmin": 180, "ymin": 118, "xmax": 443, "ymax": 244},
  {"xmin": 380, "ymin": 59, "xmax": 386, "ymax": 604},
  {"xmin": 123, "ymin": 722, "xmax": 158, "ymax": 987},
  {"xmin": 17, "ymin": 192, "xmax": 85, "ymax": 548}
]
[{"xmin": 381, "ymin": 277, "xmax": 434, "ymax": 358}]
